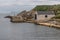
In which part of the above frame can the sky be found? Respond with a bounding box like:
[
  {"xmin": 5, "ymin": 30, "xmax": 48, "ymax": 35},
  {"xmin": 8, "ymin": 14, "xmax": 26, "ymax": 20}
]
[
  {"xmin": 0, "ymin": 0, "xmax": 60, "ymax": 13},
  {"xmin": 0, "ymin": 0, "xmax": 60, "ymax": 6}
]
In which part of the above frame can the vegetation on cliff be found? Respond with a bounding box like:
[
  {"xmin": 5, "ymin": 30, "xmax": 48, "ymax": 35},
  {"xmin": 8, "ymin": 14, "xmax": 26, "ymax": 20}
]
[{"xmin": 33, "ymin": 5, "xmax": 60, "ymax": 19}]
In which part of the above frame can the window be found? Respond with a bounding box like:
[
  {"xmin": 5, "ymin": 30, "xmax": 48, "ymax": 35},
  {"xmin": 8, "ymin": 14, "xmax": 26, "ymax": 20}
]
[{"xmin": 45, "ymin": 15, "xmax": 48, "ymax": 18}]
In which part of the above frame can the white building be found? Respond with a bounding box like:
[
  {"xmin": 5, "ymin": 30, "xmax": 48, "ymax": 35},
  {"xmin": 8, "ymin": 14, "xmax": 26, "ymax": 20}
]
[{"xmin": 34, "ymin": 11, "xmax": 55, "ymax": 21}]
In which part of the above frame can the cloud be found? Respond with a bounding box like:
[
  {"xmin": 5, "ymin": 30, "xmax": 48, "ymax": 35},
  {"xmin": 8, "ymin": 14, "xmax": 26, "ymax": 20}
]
[
  {"xmin": 0, "ymin": 0, "xmax": 15, "ymax": 6},
  {"xmin": 0, "ymin": 0, "xmax": 60, "ymax": 13},
  {"xmin": 0, "ymin": 0, "xmax": 60, "ymax": 6},
  {"xmin": 15, "ymin": 0, "xmax": 60, "ymax": 5}
]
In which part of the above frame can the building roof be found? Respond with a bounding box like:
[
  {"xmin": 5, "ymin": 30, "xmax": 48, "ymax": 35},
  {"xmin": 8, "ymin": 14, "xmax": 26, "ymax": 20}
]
[{"xmin": 37, "ymin": 11, "xmax": 55, "ymax": 15}]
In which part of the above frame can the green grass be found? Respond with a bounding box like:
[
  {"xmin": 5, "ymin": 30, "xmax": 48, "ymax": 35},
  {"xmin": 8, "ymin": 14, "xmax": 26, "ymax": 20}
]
[{"xmin": 52, "ymin": 14, "xmax": 60, "ymax": 19}]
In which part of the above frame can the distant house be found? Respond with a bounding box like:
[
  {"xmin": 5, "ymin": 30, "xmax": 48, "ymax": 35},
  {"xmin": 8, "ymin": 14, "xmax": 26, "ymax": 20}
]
[{"xmin": 34, "ymin": 11, "xmax": 55, "ymax": 21}]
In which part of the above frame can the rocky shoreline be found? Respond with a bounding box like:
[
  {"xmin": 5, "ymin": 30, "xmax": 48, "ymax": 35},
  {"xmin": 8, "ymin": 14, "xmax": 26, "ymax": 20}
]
[
  {"xmin": 4, "ymin": 9, "xmax": 60, "ymax": 29},
  {"xmin": 5, "ymin": 15, "xmax": 60, "ymax": 29},
  {"xmin": 35, "ymin": 21, "xmax": 60, "ymax": 29}
]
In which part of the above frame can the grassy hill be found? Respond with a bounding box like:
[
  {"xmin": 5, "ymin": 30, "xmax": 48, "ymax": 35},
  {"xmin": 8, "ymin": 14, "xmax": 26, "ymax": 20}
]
[
  {"xmin": 33, "ymin": 5, "xmax": 60, "ymax": 19},
  {"xmin": 33, "ymin": 5, "xmax": 60, "ymax": 14}
]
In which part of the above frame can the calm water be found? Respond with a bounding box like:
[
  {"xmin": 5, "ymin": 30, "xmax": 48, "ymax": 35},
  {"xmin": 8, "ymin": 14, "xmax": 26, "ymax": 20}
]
[{"xmin": 0, "ymin": 14, "xmax": 60, "ymax": 40}]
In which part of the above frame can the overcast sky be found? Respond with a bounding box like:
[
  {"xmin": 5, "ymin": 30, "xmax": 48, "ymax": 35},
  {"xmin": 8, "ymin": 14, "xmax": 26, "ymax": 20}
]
[
  {"xmin": 0, "ymin": 0, "xmax": 60, "ymax": 13},
  {"xmin": 0, "ymin": 0, "xmax": 60, "ymax": 6}
]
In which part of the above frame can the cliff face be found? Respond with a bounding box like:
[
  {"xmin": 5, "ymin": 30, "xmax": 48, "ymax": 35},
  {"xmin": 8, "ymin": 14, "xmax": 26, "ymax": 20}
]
[
  {"xmin": 16, "ymin": 10, "xmax": 36, "ymax": 21},
  {"xmin": 11, "ymin": 16, "xmax": 23, "ymax": 22},
  {"xmin": 5, "ymin": 10, "xmax": 36, "ymax": 23}
]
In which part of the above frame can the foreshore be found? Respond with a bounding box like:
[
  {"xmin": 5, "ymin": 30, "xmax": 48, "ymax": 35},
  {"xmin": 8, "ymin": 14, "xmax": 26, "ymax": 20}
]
[{"xmin": 35, "ymin": 21, "xmax": 60, "ymax": 29}]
